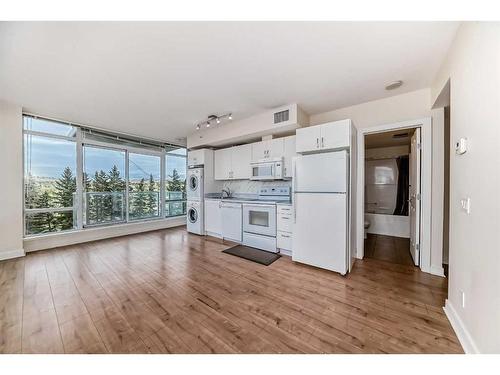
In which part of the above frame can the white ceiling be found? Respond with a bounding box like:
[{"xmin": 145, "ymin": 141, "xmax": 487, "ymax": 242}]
[{"xmin": 0, "ymin": 22, "xmax": 458, "ymax": 145}]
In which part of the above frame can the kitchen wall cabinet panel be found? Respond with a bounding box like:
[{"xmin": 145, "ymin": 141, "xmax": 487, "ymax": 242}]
[
  {"xmin": 231, "ymin": 144, "xmax": 252, "ymax": 180},
  {"xmin": 296, "ymin": 119, "xmax": 351, "ymax": 153},
  {"xmin": 214, "ymin": 148, "xmax": 232, "ymax": 180},
  {"xmin": 205, "ymin": 199, "xmax": 222, "ymax": 237},
  {"xmin": 214, "ymin": 144, "xmax": 251, "ymax": 180},
  {"xmin": 282, "ymin": 136, "xmax": 296, "ymax": 178},
  {"xmin": 296, "ymin": 126, "xmax": 321, "ymax": 153}
]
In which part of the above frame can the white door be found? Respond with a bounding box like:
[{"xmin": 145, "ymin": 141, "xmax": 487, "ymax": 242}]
[
  {"xmin": 409, "ymin": 128, "xmax": 421, "ymax": 266},
  {"xmin": 296, "ymin": 126, "xmax": 321, "ymax": 153},
  {"xmin": 292, "ymin": 193, "xmax": 347, "ymax": 274},
  {"xmin": 319, "ymin": 120, "xmax": 351, "ymax": 151},
  {"xmin": 231, "ymin": 144, "xmax": 252, "ymax": 179},
  {"xmin": 294, "ymin": 151, "xmax": 347, "ymax": 193},
  {"xmin": 204, "ymin": 200, "xmax": 222, "ymax": 236},
  {"xmin": 214, "ymin": 148, "xmax": 232, "ymax": 180}
]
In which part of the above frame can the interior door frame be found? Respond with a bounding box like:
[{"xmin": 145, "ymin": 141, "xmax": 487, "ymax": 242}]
[{"xmin": 356, "ymin": 117, "xmax": 433, "ymax": 274}]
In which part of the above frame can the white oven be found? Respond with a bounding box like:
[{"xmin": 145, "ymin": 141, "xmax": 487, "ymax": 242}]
[
  {"xmin": 242, "ymin": 203, "xmax": 277, "ymax": 252},
  {"xmin": 250, "ymin": 158, "xmax": 283, "ymax": 180}
]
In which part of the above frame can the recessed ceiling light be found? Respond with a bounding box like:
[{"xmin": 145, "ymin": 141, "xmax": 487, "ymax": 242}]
[{"xmin": 385, "ymin": 80, "xmax": 403, "ymax": 90}]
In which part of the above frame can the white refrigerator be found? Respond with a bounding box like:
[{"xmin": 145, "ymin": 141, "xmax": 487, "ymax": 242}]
[{"xmin": 292, "ymin": 150, "xmax": 349, "ymax": 275}]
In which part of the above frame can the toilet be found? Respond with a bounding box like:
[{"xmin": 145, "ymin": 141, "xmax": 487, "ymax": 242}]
[{"xmin": 364, "ymin": 218, "xmax": 370, "ymax": 239}]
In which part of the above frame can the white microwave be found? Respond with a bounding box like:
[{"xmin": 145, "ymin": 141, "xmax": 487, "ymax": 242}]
[{"xmin": 250, "ymin": 158, "xmax": 283, "ymax": 180}]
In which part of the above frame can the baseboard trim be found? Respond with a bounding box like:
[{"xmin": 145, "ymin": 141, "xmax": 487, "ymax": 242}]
[
  {"xmin": 443, "ymin": 299, "xmax": 479, "ymax": 353},
  {"xmin": 430, "ymin": 264, "xmax": 445, "ymax": 277},
  {"xmin": 0, "ymin": 248, "xmax": 25, "ymax": 261},
  {"xmin": 24, "ymin": 217, "xmax": 186, "ymax": 252}
]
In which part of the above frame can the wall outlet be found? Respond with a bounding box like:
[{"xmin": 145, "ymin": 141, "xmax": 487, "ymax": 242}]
[{"xmin": 461, "ymin": 290, "xmax": 466, "ymax": 309}]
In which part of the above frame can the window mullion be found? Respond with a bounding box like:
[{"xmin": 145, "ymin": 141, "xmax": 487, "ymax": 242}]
[
  {"xmin": 160, "ymin": 151, "xmax": 165, "ymax": 218},
  {"xmin": 76, "ymin": 128, "xmax": 84, "ymax": 230},
  {"xmin": 125, "ymin": 149, "xmax": 130, "ymax": 223}
]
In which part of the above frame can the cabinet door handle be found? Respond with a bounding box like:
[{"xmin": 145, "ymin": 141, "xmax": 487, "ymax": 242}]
[
  {"xmin": 316, "ymin": 138, "xmax": 319, "ymax": 148},
  {"xmin": 281, "ymin": 234, "xmax": 291, "ymax": 238},
  {"xmin": 281, "ymin": 216, "xmax": 290, "ymax": 220},
  {"xmin": 321, "ymin": 137, "xmax": 324, "ymax": 148}
]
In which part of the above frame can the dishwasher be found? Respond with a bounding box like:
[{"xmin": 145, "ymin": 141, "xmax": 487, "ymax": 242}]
[{"xmin": 221, "ymin": 202, "xmax": 242, "ymax": 242}]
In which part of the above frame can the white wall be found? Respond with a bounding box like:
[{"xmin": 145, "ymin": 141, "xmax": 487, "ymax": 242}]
[
  {"xmin": 310, "ymin": 89, "xmax": 431, "ymax": 127},
  {"xmin": 432, "ymin": 22, "xmax": 500, "ymax": 354},
  {"xmin": 0, "ymin": 100, "xmax": 24, "ymax": 260}
]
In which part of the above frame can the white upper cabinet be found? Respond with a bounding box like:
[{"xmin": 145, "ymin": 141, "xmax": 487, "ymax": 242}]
[
  {"xmin": 282, "ymin": 135, "xmax": 296, "ymax": 178},
  {"xmin": 214, "ymin": 148, "xmax": 232, "ymax": 180},
  {"xmin": 251, "ymin": 138, "xmax": 284, "ymax": 162},
  {"xmin": 231, "ymin": 144, "xmax": 252, "ymax": 179},
  {"xmin": 296, "ymin": 119, "xmax": 351, "ymax": 154},
  {"xmin": 214, "ymin": 144, "xmax": 251, "ymax": 180},
  {"xmin": 320, "ymin": 120, "xmax": 351, "ymax": 151},
  {"xmin": 296, "ymin": 125, "xmax": 322, "ymax": 153}
]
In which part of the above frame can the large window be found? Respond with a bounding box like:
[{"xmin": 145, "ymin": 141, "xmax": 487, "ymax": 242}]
[
  {"xmin": 24, "ymin": 117, "xmax": 77, "ymax": 235},
  {"xmin": 165, "ymin": 147, "xmax": 187, "ymax": 217},
  {"xmin": 23, "ymin": 115, "xmax": 187, "ymax": 237}
]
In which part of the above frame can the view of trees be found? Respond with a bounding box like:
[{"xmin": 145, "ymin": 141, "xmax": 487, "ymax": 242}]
[{"xmin": 25, "ymin": 164, "xmax": 186, "ymax": 234}]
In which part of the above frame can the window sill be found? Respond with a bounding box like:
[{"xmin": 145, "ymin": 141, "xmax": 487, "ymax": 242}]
[{"xmin": 23, "ymin": 215, "xmax": 186, "ymax": 252}]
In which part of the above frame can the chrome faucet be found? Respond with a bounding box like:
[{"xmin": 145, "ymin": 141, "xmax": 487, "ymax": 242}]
[{"xmin": 221, "ymin": 188, "xmax": 232, "ymax": 199}]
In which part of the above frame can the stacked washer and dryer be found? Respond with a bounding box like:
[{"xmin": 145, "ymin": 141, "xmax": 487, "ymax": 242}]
[{"xmin": 186, "ymin": 149, "xmax": 220, "ymax": 235}]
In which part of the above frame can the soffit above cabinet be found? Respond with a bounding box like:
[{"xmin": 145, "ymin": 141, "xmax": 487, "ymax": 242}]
[{"xmin": 187, "ymin": 103, "xmax": 309, "ymax": 149}]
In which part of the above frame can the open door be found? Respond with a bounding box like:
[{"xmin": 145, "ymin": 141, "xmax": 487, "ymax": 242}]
[{"xmin": 409, "ymin": 128, "xmax": 421, "ymax": 266}]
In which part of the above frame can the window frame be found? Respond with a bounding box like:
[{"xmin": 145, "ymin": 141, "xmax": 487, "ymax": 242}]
[
  {"xmin": 164, "ymin": 151, "xmax": 188, "ymax": 218},
  {"xmin": 22, "ymin": 114, "xmax": 186, "ymax": 237},
  {"xmin": 23, "ymin": 127, "xmax": 78, "ymax": 237}
]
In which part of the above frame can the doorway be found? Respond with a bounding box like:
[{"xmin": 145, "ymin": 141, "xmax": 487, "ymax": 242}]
[
  {"xmin": 356, "ymin": 117, "xmax": 433, "ymax": 273},
  {"xmin": 363, "ymin": 127, "xmax": 421, "ymax": 266}
]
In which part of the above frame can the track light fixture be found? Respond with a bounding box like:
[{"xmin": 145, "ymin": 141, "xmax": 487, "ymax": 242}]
[{"xmin": 195, "ymin": 113, "xmax": 233, "ymax": 130}]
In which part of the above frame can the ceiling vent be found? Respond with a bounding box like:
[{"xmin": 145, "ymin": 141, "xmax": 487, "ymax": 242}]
[{"xmin": 273, "ymin": 109, "xmax": 289, "ymax": 124}]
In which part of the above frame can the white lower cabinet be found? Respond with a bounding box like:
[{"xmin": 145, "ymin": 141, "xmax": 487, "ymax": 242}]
[
  {"xmin": 276, "ymin": 204, "xmax": 293, "ymax": 255},
  {"xmin": 204, "ymin": 199, "xmax": 222, "ymax": 237}
]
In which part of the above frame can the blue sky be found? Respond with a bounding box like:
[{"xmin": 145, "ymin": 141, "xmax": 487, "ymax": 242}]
[{"xmin": 24, "ymin": 135, "xmax": 186, "ymax": 181}]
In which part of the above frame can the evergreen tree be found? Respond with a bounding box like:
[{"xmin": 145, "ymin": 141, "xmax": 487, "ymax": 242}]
[
  {"xmin": 28, "ymin": 191, "xmax": 56, "ymax": 234},
  {"xmin": 24, "ymin": 173, "xmax": 39, "ymax": 209},
  {"xmin": 131, "ymin": 178, "xmax": 147, "ymax": 218},
  {"xmin": 53, "ymin": 167, "xmax": 76, "ymax": 230},
  {"xmin": 108, "ymin": 165, "xmax": 125, "ymax": 192},
  {"xmin": 146, "ymin": 174, "xmax": 158, "ymax": 216},
  {"xmin": 167, "ymin": 169, "xmax": 184, "ymax": 194},
  {"xmin": 54, "ymin": 167, "xmax": 76, "ymax": 208},
  {"xmin": 107, "ymin": 165, "xmax": 125, "ymax": 220}
]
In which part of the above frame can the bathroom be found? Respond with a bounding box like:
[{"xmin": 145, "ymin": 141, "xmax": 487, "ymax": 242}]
[{"xmin": 364, "ymin": 129, "xmax": 416, "ymax": 266}]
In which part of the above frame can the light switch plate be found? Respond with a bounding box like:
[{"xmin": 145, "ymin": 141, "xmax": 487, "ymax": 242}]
[{"xmin": 460, "ymin": 197, "xmax": 471, "ymax": 214}]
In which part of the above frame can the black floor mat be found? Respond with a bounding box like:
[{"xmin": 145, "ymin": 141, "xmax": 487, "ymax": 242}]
[{"xmin": 222, "ymin": 245, "xmax": 281, "ymax": 266}]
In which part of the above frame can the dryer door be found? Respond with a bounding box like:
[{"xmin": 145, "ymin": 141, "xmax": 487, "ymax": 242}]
[{"xmin": 187, "ymin": 206, "xmax": 198, "ymax": 223}]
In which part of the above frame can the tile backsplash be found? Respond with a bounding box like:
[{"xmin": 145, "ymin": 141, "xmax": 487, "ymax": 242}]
[{"xmin": 222, "ymin": 179, "xmax": 292, "ymax": 194}]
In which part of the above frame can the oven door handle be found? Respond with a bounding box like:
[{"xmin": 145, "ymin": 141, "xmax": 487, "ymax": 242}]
[{"xmin": 243, "ymin": 204, "xmax": 275, "ymax": 209}]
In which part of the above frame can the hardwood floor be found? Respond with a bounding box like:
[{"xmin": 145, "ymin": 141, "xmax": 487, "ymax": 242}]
[
  {"xmin": 364, "ymin": 234, "xmax": 415, "ymax": 266},
  {"xmin": 0, "ymin": 227, "xmax": 462, "ymax": 354}
]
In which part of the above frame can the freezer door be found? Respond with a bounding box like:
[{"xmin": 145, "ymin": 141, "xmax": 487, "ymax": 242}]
[
  {"xmin": 294, "ymin": 151, "xmax": 347, "ymax": 193},
  {"xmin": 292, "ymin": 193, "xmax": 347, "ymax": 274}
]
